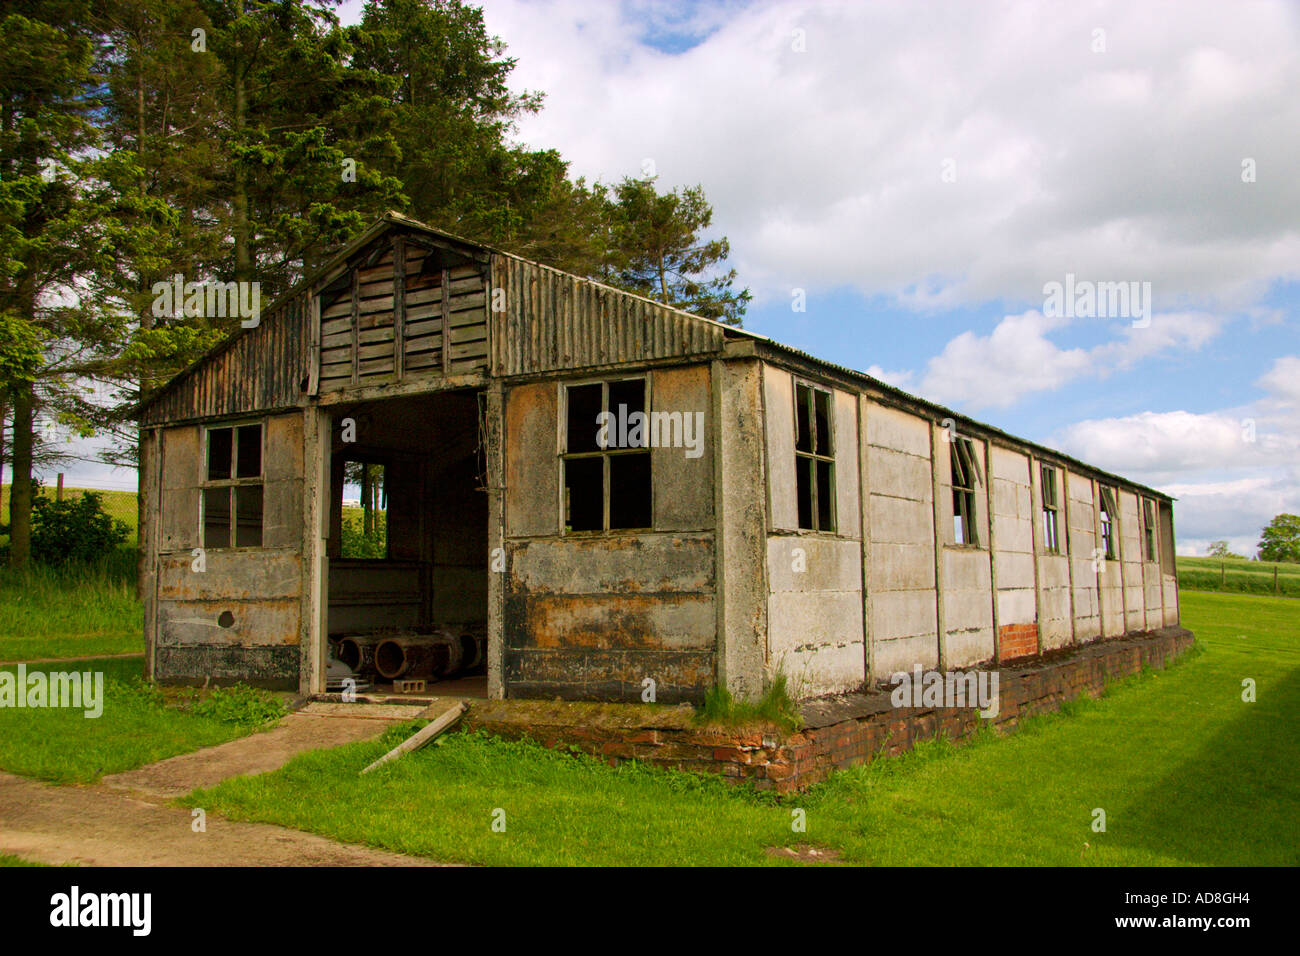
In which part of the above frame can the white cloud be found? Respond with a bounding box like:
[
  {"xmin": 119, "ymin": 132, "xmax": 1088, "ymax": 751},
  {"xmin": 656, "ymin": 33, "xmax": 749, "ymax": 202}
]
[
  {"xmin": 864, "ymin": 364, "xmax": 914, "ymax": 389},
  {"xmin": 916, "ymin": 310, "xmax": 1222, "ymax": 409},
  {"xmin": 1048, "ymin": 360, "xmax": 1300, "ymax": 552},
  {"xmin": 1053, "ymin": 410, "xmax": 1272, "ymax": 479},
  {"xmin": 1256, "ymin": 354, "xmax": 1300, "ymax": 406},
  {"xmin": 468, "ymin": 0, "xmax": 1300, "ymax": 309}
]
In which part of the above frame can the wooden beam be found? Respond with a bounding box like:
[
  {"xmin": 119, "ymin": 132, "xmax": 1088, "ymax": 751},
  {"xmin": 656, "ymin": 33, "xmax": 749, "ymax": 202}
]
[
  {"xmin": 349, "ymin": 269, "xmax": 360, "ymax": 387},
  {"xmin": 360, "ymin": 702, "xmax": 468, "ymax": 774},
  {"xmin": 393, "ymin": 236, "xmax": 406, "ymax": 383},
  {"xmin": 440, "ymin": 265, "xmax": 451, "ymax": 376},
  {"xmin": 306, "ymin": 295, "xmax": 321, "ymax": 397}
]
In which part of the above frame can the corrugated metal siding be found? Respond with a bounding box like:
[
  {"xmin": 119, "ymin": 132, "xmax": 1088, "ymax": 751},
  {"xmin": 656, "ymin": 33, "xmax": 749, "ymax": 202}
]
[
  {"xmin": 142, "ymin": 295, "xmax": 308, "ymax": 426},
  {"xmin": 490, "ymin": 254, "xmax": 727, "ymax": 376}
]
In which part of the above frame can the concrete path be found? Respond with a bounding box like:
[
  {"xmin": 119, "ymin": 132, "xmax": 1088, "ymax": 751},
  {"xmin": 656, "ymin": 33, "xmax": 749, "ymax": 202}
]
[
  {"xmin": 0, "ymin": 701, "xmax": 444, "ymax": 866},
  {"xmin": 0, "ymin": 772, "xmax": 443, "ymax": 866},
  {"xmin": 101, "ymin": 706, "xmax": 425, "ymax": 799}
]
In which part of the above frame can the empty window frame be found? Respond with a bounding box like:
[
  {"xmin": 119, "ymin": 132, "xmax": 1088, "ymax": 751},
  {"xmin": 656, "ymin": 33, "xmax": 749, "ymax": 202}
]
[
  {"xmin": 794, "ymin": 382, "xmax": 836, "ymax": 532},
  {"xmin": 202, "ymin": 422, "xmax": 263, "ymax": 549},
  {"xmin": 1142, "ymin": 498, "xmax": 1157, "ymax": 562},
  {"xmin": 1041, "ymin": 463, "xmax": 1061, "ymax": 553},
  {"xmin": 341, "ymin": 460, "xmax": 389, "ymax": 559},
  {"xmin": 1099, "ymin": 485, "xmax": 1119, "ymax": 560},
  {"xmin": 950, "ymin": 436, "xmax": 983, "ymax": 546},
  {"xmin": 562, "ymin": 377, "xmax": 651, "ymax": 532}
]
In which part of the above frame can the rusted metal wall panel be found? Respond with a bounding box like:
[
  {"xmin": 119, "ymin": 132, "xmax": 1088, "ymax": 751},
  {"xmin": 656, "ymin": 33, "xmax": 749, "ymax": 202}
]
[
  {"xmin": 490, "ymin": 254, "xmax": 727, "ymax": 376},
  {"xmin": 142, "ymin": 294, "xmax": 309, "ymax": 426},
  {"xmin": 503, "ymin": 534, "xmax": 717, "ymax": 703}
]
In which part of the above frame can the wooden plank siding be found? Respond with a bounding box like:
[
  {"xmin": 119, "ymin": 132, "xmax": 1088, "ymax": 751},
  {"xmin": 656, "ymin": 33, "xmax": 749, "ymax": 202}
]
[
  {"xmin": 488, "ymin": 253, "xmax": 728, "ymax": 377},
  {"xmin": 141, "ymin": 294, "xmax": 310, "ymax": 427},
  {"xmin": 140, "ymin": 221, "xmax": 734, "ymax": 428},
  {"xmin": 317, "ymin": 243, "xmax": 488, "ymax": 389}
]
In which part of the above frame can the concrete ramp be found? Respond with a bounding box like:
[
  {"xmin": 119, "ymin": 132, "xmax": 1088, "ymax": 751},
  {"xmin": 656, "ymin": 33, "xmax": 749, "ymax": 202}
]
[{"xmin": 100, "ymin": 707, "xmax": 423, "ymax": 799}]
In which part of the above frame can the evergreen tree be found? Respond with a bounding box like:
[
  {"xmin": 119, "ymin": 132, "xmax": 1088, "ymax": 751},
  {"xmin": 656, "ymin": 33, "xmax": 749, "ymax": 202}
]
[
  {"xmin": 607, "ymin": 176, "xmax": 750, "ymax": 325},
  {"xmin": 0, "ymin": 1, "xmax": 137, "ymax": 566}
]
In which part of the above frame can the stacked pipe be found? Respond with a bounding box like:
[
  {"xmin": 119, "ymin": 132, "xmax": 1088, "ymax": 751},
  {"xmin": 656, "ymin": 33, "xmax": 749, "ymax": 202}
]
[
  {"xmin": 336, "ymin": 636, "xmax": 379, "ymax": 676},
  {"xmin": 374, "ymin": 627, "xmax": 487, "ymax": 681}
]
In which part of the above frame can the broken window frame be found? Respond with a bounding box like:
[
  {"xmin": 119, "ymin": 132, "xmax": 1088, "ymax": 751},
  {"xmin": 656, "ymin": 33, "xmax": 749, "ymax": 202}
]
[
  {"xmin": 950, "ymin": 435, "xmax": 982, "ymax": 547},
  {"xmin": 793, "ymin": 380, "xmax": 837, "ymax": 533},
  {"xmin": 1099, "ymin": 484, "xmax": 1119, "ymax": 560},
  {"xmin": 560, "ymin": 375, "xmax": 653, "ymax": 533},
  {"xmin": 201, "ymin": 419, "xmax": 265, "ymax": 550},
  {"xmin": 1040, "ymin": 463, "xmax": 1061, "ymax": 554},
  {"xmin": 1142, "ymin": 498, "xmax": 1157, "ymax": 562}
]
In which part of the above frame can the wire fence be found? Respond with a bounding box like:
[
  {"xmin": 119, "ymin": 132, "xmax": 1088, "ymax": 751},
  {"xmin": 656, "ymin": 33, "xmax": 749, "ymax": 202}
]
[{"xmin": 1, "ymin": 476, "xmax": 140, "ymax": 544}]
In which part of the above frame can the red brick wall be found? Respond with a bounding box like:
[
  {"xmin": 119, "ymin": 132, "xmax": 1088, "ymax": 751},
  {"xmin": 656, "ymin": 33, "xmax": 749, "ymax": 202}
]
[{"xmin": 999, "ymin": 622, "xmax": 1039, "ymax": 661}]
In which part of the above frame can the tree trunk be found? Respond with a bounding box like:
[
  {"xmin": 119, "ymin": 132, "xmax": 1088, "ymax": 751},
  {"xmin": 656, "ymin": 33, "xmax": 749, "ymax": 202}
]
[
  {"xmin": 362, "ymin": 465, "xmax": 373, "ymax": 536},
  {"xmin": 9, "ymin": 383, "xmax": 34, "ymax": 568}
]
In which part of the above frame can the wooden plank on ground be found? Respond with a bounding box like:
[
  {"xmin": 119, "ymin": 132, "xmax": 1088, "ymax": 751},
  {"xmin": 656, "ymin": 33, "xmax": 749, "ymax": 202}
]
[{"xmin": 359, "ymin": 702, "xmax": 469, "ymax": 774}]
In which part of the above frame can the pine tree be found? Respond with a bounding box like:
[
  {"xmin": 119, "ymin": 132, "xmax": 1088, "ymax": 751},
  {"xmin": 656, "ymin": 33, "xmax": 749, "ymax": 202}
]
[{"xmin": 608, "ymin": 177, "xmax": 750, "ymax": 325}]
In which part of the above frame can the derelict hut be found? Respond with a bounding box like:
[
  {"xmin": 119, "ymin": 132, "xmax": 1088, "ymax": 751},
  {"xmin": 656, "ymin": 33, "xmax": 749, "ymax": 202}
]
[{"xmin": 135, "ymin": 211, "xmax": 1183, "ymax": 703}]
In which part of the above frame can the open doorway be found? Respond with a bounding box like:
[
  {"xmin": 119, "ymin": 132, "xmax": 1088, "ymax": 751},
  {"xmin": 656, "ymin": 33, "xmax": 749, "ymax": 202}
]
[{"xmin": 323, "ymin": 389, "xmax": 489, "ymax": 698}]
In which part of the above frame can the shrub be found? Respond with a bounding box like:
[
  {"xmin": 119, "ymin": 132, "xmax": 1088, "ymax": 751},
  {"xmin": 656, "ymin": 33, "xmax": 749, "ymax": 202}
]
[
  {"xmin": 339, "ymin": 508, "xmax": 388, "ymax": 559},
  {"xmin": 29, "ymin": 492, "xmax": 130, "ymax": 566},
  {"xmin": 180, "ymin": 684, "xmax": 286, "ymax": 726}
]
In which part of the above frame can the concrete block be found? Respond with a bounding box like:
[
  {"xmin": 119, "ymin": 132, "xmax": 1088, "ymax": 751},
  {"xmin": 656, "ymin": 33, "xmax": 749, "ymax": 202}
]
[
  {"xmin": 866, "ymin": 404, "xmax": 932, "ymax": 459},
  {"xmin": 767, "ymin": 536, "xmax": 861, "ymax": 592},
  {"xmin": 869, "ymin": 451, "xmax": 933, "ymax": 501},
  {"xmin": 871, "ymin": 589, "xmax": 938, "ymax": 642},
  {"xmin": 872, "ymin": 633, "xmax": 939, "ymax": 677},
  {"xmin": 869, "ymin": 543, "xmax": 936, "ymax": 591}
]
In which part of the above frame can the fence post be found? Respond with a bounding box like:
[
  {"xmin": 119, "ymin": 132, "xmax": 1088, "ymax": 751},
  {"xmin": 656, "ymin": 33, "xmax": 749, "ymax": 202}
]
[{"xmin": 56, "ymin": 473, "xmax": 64, "ymax": 501}]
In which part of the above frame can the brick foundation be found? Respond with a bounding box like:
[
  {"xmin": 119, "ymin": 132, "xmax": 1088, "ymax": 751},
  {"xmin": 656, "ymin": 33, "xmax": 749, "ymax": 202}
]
[{"xmin": 465, "ymin": 625, "xmax": 1195, "ymax": 793}]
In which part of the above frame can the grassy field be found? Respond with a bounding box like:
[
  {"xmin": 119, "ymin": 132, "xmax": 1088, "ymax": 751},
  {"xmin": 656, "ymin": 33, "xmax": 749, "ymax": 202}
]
[
  {"xmin": 1, "ymin": 485, "xmax": 139, "ymax": 546},
  {"xmin": 1177, "ymin": 554, "xmax": 1300, "ymax": 597},
  {"xmin": 0, "ymin": 549, "xmax": 143, "ymax": 661},
  {"xmin": 0, "ymin": 656, "xmax": 284, "ymax": 784},
  {"xmin": 184, "ymin": 591, "xmax": 1299, "ymax": 866}
]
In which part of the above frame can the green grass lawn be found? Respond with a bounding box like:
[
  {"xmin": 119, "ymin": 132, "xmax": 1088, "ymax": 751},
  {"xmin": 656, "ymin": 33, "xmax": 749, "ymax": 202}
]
[
  {"xmin": 185, "ymin": 591, "xmax": 1299, "ymax": 866},
  {"xmin": 0, "ymin": 551, "xmax": 143, "ymax": 661},
  {"xmin": 1177, "ymin": 554, "xmax": 1300, "ymax": 597},
  {"xmin": 0, "ymin": 657, "xmax": 283, "ymax": 784}
]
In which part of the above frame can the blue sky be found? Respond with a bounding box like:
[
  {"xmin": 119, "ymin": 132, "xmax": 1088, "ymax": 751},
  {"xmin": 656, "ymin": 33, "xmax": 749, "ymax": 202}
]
[{"xmin": 49, "ymin": 0, "xmax": 1300, "ymax": 557}]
